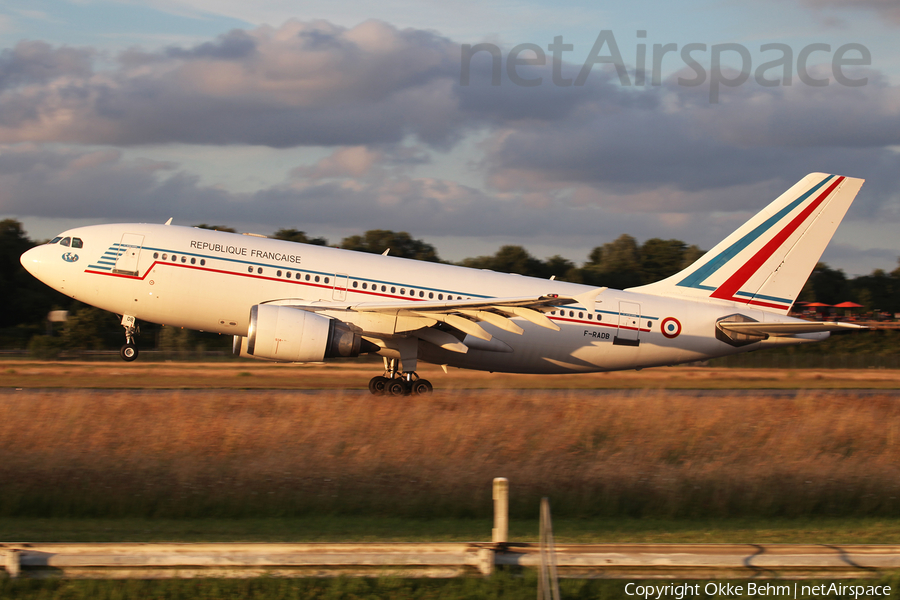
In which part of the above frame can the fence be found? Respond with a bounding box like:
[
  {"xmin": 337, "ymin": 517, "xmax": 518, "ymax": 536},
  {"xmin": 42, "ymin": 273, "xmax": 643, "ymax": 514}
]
[{"xmin": 5, "ymin": 479, "xmax": 900, "ymax": 580}]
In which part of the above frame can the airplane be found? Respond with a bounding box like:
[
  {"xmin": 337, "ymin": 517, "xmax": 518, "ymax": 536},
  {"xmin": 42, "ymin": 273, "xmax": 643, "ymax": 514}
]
[{"xmin": 20, "ymin": 172, "xmax": 866, "ymax": 395}]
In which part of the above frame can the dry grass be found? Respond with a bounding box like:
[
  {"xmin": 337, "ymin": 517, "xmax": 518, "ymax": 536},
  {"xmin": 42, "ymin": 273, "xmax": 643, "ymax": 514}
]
[{"xmin": 1, "ymin": 389, "xmax": 900, "ymax": 519}]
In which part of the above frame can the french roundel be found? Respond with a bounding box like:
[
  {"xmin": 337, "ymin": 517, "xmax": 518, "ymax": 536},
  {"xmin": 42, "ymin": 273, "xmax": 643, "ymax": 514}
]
[{"xmin": 661, "ymin": 317, "xmax": 681, "ymax": 338}]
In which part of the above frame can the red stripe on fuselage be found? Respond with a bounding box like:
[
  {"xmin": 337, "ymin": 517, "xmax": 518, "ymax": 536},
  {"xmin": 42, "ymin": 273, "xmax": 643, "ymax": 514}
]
[{"xmin": 710, "ymin": 176, "xmax": 844, "ymax": 303}]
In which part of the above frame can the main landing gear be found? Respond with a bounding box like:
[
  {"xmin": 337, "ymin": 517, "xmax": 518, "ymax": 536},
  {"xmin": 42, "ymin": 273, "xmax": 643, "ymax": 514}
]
[
  {"xmin": 119, "ymin": 314, "xmax": 139, "ymax": 362},
  {"xmin": 368, "ymin": 358, "xmax": 433, "ymax": 396}
]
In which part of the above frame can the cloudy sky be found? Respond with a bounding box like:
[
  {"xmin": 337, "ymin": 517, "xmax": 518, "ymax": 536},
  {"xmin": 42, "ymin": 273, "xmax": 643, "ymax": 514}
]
[{"xmin": 1, "ymin": 0, "xmax": 899, "ymax": 275}]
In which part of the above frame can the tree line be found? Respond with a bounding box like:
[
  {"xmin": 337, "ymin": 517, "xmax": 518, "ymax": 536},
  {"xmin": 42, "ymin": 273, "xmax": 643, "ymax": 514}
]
[{"xmin": 2, "ymin": 219, "xmax": 898, "ymax": 352}]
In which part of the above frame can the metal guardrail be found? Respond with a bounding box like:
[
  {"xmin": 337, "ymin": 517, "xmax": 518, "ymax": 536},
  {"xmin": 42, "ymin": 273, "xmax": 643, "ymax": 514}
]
[{"xmin": 4, "ymin": 542, "xmax": 900, "ymax": 579}]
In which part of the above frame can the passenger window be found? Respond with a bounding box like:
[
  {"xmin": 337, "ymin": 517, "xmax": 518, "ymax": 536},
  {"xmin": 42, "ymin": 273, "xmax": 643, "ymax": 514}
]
[
  {"xmin": 296, "ymin": 273, "xmax": 301, "ymax": 280},
  {"xmin": 362, "ymin": 282, "xmax": 367, "ymax": 289},
  {"xmin": 200, "ymin": 259, "xmax": 205, "ymax": 266},
  {"xmin": 419, "ymin": 291, "xmax": 424, "ymax": 297},
  {"xmin": 181, "ymin": 256, "xmax": 186, "ymax": 263},
  {"xmin": 60, "ymin": 237, "xmax": 71, "ymax": 247},
  {"xmin": 71, "ymin": 238, "xmax": 83, "ymax": 249},
  {"xmin": 438, "ymin": 294, "xmax": 443, "ymax": 300},
  {"xmin": 153, "ymin": 252, "xmax": 159, "ymax": 259},
  {"xmin": 314, "ymin": 275, "xmax": 320, "ymax": 282},
  {"xmin": 325, "ymin": 277, "xmax": 329, "ymax": 284},
  {"xmin": 305, "ymin": 274, "xmax": 310, "ymax": 281},
  {"xmin": 391, "ymin": 287, "xmax": 396, "ymax": 293},
  {"xmin": 588, "ymin": 314, "xmax": 593, "ymax": 320},
  {"xmin": 353, "ymin": 281, "xmax": 358, "ymax": 288},
  {"xmin": 277, "ymin": 270, "xmax": 282, "ymax": 277},
  {"xmin": 257, "ymin": 267, "xmax": 263, "ymax": 274},
  {"xmin": 400, "ymin": 288, "xmax": 405, "ymax": 295},
  {"xmin": 248, "ymin": 266, "xmax": 253, "ymax": 273},
  {"xmin": 381, "ymin": 285, "xmax": 386, "ymax": 292},
  {"xmin": 429, "ymin": 292, "xmax": 434, "ymax": 299},
  {"xmin": 172, "ymin": 255, "xmax": 177, "ymax": 261},
  {"xmin": 162, "ymin": 253, "xmax": 168, "ymax": 260}
]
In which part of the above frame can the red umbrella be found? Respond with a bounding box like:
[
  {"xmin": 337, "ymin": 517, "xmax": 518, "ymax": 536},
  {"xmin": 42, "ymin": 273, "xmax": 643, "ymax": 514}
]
[
  {"xmin": 805, "ymin": 302, "xmax": 831, "ymax": 307},
  {"xmin": 833, "ymin": 301, "xmax": 863, "ymax": 308}
]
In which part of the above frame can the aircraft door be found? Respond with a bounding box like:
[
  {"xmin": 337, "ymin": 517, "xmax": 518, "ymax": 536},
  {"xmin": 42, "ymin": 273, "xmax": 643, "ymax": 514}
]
[
  {"xmin": 332, "ymin": 273, "xmax": 349, "ymax": 301},
  {"xmin": 113, "ymin": 233, "xmax": 144, "ymax": 276},
  {"xmin": 614, "ymin": 301, "xmax": 641, "ymax": 346}
]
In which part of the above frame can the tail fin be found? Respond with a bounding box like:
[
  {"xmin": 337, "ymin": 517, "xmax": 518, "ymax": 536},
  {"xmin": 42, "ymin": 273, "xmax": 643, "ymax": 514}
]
[{"xmin": 631, "ymin": 173, "xmax": 864, "ymax": 314}]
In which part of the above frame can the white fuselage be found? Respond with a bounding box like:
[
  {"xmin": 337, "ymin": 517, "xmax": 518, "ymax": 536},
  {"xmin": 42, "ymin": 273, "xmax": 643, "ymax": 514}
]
[{"xmin": 21, "ymin": 223, "xmax": 818, "ymax": 374}]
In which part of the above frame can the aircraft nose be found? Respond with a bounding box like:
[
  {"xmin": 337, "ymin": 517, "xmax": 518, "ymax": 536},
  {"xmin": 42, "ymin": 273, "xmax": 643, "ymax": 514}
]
[
  {"xmin": 20, "ymin": 245, "xmax": 57, "ymax": 286},
  {"xmin": 20, "ymin": 246, "xmax": 42, "ymax": 276}
]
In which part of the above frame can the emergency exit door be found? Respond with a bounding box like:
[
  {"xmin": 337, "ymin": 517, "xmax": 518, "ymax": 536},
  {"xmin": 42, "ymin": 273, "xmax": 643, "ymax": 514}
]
[
  {"xmin": 113, "ymin": 233, "xmax": 144, "ymax": 276},
  {"xmin": 614, "ymin": 301, "xmax": 641, "ymax": 346}
]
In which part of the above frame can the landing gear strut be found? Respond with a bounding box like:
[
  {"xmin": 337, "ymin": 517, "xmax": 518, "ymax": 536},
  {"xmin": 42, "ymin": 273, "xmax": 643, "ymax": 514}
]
[
  {"xmin": 119, "ymin": 314, "xmax": 139, "ymax": 362},
  {"xmin": 368, "ymin": 358, "xmax": 433, "ymax": 396}
]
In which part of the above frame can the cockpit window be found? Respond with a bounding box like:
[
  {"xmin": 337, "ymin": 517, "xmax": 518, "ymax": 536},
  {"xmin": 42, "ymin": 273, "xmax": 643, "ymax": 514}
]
[
  {"xmin": 49, "ymin": 236, "xmax": 62, "ymax": 244},
  {"xmin": 60, "ymin": 237, "xmax": 71, "ymax": 247},
  {"xmin": 71, "ymin": 238, "xmax": 83, "ymax": 249}
]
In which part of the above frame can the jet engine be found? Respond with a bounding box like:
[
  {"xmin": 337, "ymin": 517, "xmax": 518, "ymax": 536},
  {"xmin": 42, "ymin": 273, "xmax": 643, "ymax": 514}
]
[{"xmin": 238, "ymin": 304, "xmax": 376, "ymax": 362}]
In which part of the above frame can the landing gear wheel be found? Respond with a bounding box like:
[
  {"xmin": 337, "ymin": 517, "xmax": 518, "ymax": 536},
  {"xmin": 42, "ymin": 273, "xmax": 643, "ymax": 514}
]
[
  {"xmin": 120, "ymin": 343, "xmax": 138, "ymax": 362},
  {"xmin": 387, "ymin": 380, "xmax": 408, "ymax": 396},
  {"xmin": 368, "ymin": 376, "xmax": 389, "ymax": 396},
  {"xmin": 410, "ymin": 379, "xmax": 433, "ymax": 396}
]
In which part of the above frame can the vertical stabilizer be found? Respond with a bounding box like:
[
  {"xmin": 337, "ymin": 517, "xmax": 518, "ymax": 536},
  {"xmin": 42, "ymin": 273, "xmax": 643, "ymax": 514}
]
[{"xmin": 630, "ymin": 173, "xmax": 864, "ymax": 314}]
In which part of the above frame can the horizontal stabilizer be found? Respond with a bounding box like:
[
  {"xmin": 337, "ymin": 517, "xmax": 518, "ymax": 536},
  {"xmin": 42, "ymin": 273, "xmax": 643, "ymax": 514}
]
[{"xmin": 718, "ymin": 321, "xmax": 866, "ymax": 337}]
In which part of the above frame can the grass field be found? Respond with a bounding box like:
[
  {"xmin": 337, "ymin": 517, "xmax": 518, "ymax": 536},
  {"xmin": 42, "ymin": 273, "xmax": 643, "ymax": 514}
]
[
  {"xmin": 9, "ymin": 515, "xmax": 900, "ymax": 544},
  {"xmin": 4, "ymin": 382, "xmax": 900, "ymax": 524},
  {"xmin": 5, "ymin": 575, "xmax": 898, "ymax": 600},
  {"xmin": 4, "ymin": 365, "xmax": 900, "ymax": 598},
  {"xmin": 3, "ymin": 360, "xmax": 900, "ymax": 389}
]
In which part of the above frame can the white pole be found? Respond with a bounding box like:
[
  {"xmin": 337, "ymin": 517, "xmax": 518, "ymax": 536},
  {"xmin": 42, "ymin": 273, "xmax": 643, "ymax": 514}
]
[{"xmin": 492, "ymin": 477, "xmax": 509, "ymax": 544}]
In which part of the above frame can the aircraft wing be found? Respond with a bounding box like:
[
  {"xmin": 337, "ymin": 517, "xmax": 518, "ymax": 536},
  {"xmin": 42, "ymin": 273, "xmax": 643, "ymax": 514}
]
[
  {"xmin": 268, "ymin": 288, "xmax": 606, "ymax": 347},
  {"xmin": 717, "ymin": 321, "xmax": 867, "ymax": 337}
]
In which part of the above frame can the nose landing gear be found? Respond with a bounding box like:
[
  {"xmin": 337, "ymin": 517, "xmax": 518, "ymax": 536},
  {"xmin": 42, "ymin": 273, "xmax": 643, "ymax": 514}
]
[
  {"xmin": 368, "ymin": 358, "xmax": 433, "ymax": 396},
  {"xmin": 120, "ymin": 314, "xmax": 139, "ymax": 362}
]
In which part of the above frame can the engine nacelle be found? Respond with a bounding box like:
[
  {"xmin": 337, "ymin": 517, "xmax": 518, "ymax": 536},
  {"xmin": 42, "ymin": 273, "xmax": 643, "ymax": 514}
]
[{"xmin": 242, "ymin": 304, "xmax": 370, "ymax": 362}]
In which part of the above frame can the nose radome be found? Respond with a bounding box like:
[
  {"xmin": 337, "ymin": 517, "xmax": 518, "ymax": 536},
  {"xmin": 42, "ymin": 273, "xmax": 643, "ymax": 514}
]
[
  {"xmin": 20, "ymin": 246, "xmax": 41, "ymax": 276},
  {"xmin": 20, "ymin": 245, "xmax": 58, "ymax": 286}
]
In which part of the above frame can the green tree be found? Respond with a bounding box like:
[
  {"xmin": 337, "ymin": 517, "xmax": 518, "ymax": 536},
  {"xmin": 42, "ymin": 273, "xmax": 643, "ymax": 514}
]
[
  {"xmin": 802, "ymin": 262, "xmax": 852, "ymax": 305},
  {"xmin": 640, "ymin": 238, "xmax": 689, "ymax": 283},
  {"xmin": 193, "ymin": 224, "xmax": 237, "ymax": 233},
  {"xmin": 850, "ymin": 268, "xmax": 896, "ymax": 314},
  {"xmin": 159, "ymin": 325, "xmax": 194, "ymax": 358},
  {"xmin": 62, "ymin": 306, "xmax": 109, "ymax": 351},
  {"xmin": 273, "ymin": 228, "xmax": 329, "ymax": 246},
  {"xmin": 0, "ymin": 219, "xmax": 68, "ymax": 329},
  {"xmin": 581, "ymin": 234, "xmax": 643, "ymax": 289},
  {"xmin": 461, "ymin": 245, "xmax": 545, "ymax": 277},
  {"xmin": 544, "ymin": 255, "xmax": 578, "ymax": 281},
  {"xmin": 341, "ymin": 230, "xmax": 440, "ymax": 262}
]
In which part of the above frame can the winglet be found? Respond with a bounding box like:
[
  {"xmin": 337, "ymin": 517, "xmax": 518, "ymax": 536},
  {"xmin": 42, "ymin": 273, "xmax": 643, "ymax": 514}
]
[{"xmin": 165, "ymin": 218, "xmax": 173, "ymax": 225}]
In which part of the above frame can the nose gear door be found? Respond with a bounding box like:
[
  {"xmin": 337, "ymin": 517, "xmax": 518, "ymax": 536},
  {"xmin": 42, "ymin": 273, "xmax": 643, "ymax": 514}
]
[{"xmin": 113, "ymin": 233, "xmax": 144, "ymax": 276}]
